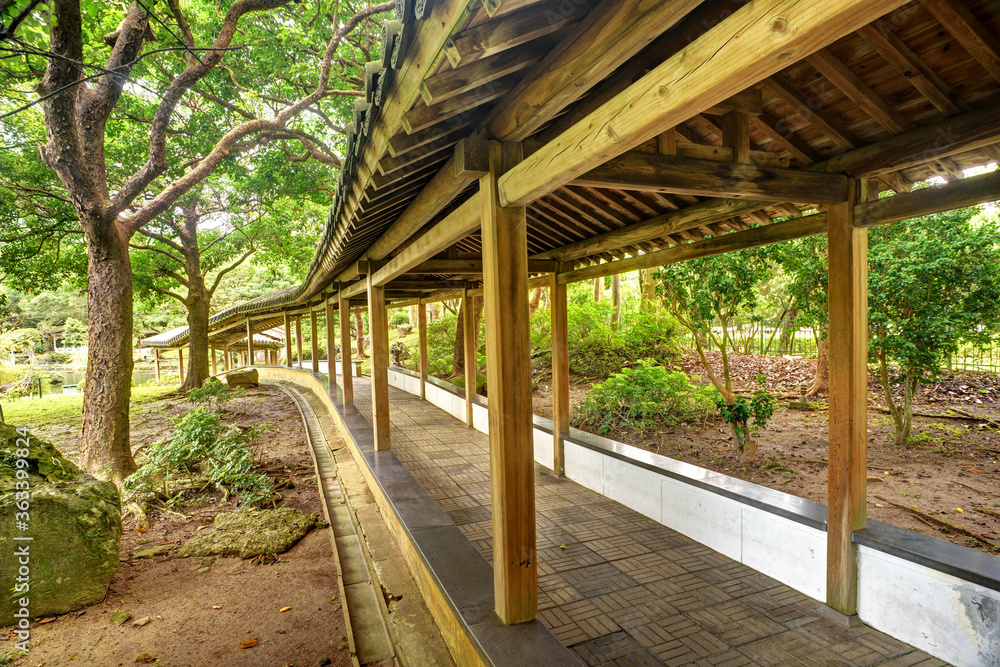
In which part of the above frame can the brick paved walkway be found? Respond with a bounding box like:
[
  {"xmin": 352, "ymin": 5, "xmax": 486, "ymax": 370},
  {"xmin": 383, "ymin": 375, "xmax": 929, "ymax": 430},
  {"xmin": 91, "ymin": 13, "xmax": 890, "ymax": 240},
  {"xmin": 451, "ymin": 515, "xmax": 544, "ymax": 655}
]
[{"xmin": 350, "ymin": 379, "xmax": 945, "ymax": 666}]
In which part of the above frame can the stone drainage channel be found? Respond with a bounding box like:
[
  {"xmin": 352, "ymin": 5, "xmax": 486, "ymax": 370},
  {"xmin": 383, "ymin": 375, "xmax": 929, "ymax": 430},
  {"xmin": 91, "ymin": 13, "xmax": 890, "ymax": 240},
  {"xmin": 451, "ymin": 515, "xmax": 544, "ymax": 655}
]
[{"xmin": 275, "ymin": 382, "xmax": 397, "ymax": 667}]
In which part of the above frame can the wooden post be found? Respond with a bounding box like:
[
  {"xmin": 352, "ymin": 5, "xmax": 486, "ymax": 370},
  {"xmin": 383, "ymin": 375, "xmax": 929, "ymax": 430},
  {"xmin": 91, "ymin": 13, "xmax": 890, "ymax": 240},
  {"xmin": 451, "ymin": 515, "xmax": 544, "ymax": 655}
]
[
  {"xmin": 210, "ymin": 346, "xmax": 217, "ymax": 375},
  {"xmin": 480, "ymin": 141, "xmax": 536, "ymax": 625},
  {"xmin": 463, "ymin": 284, "xmax": 477, "ymax": 426},
  {"xmin": 178, "ymin": 348, "xmax": 185, "ymax": 384},
  {"xmin": 295, "ymin": 316, "xmax": 304, "ymax": 369},
  {"xmin": 368, "ymin": 274, "xmax": 391, "ymax": 451},
  {"xmin": 418, "ymin": 301, "xmax": 428, "ymax": 400},
  {"xmin": 827, "ymin": 179, "xmax": 868, "ymax": 616},
  {"xmin": 284, "ymin": 311, "xmax": 293, "ymax": 368},
  {"xmin": 339, "ymin": 297, "xmax": 354, "ymax": 405},
  {"xmin": 154, "ymin": 349, "xmax": 161, "ymax": 382},
  {"xmin": 326, "ymin": 298, "xmax": 337, "ymax": 393},
  {"xmin": 550, "ymin": 271, "xmax": 569, "ymax": 475},
  {"xmin": 224, "ymin": 345, "xmax": 231, "ymax": 371},
  {"xmin": 310, "ymin": 308, "xmax": 320, "ymax": 374},
  {"xmin": 246, "ymin": 317, "xmax": 255, "ymax": 366}
]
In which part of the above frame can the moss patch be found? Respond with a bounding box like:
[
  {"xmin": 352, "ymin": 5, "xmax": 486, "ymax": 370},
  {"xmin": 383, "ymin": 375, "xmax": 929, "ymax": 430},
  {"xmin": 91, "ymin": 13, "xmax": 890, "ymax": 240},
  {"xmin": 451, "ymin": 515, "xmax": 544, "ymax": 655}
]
[{"xmin": 177, "ymin": 507, "xmax": 318, "ymax": 559}]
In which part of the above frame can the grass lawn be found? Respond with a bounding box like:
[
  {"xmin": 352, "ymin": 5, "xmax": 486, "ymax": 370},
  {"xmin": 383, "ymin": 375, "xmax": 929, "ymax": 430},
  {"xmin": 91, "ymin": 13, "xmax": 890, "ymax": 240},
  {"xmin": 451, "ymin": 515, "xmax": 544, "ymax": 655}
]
[{"xmin": 1, "ymin": 385, "xmax": 175, "ymax": 429}]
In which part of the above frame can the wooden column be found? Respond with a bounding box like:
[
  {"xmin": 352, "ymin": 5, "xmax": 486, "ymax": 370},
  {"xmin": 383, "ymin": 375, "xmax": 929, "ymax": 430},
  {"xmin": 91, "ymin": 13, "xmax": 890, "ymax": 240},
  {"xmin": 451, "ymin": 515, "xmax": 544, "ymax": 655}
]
[
  {"xmin": 154, "ymin": 349, "xmax": 161, "ymax": 382},
  {"xmin": 550, "ymin": 271, "xmax": 569, "ymax": 476},
  {"xmin": 210, "ymin": 346, "xmax": 217, "ymax": 375},
  {"xmin": 326, "ymin": 298, "xmax": 337, "ymax": 394},
  {"xmin": 224, "ymin": 345, "xmax": 231, "ymax": 371},
  {"xmin": 283, "ymin": 311, "xmax": 293, "ymax": 368},
  {"xmin": 418, "ymin": 301, "xmax": 428, "ymax": 400},
  {"xmin": 463, "ymin": 285, "xmax": 477, "ymax": 426},
  {"xmin": 480, "ymin": 141, "xmax": 536, "ymax": 624},
  {"xmin": 178, "ymin": 348, "xmax": 185, "ymax": 384},
  {"xmin": 246, "ymin": 317, "xmax": 255, "ymax": 366},
  {"xmin": 310, "ymin": 308, "xmax": 320, "ymax": 374},
  {"xmin": 827, "ymin": 179, "xmax": 868, "ymax": 615},
  {"xmin": 368, "ymin": 274, "xmax": 391, "ymax": 451},
  {"xmin": 339, "ymin": 297, "xmax": 354, "ymax": 405},
  {"xmin": 295, "ymin": 316, "xmax": 304, "ymax": 369}
]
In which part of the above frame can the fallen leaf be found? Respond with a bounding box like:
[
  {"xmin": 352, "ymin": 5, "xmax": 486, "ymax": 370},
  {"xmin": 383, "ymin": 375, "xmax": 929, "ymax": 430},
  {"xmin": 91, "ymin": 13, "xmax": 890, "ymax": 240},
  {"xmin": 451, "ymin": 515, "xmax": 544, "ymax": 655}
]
[
  {"xmin": 955, "ymin": 508, "xmax": 964, "ymax": 513},
  {"xmin": 38, "ymin": 617, "xmax": 57, "ymax": 624},
  {"xmin": 135, "ymin": 527, "xmax": 146, "ymax": 533},
  {"xmin": 156, "ymin": 615, "xmax": 163, "ymax": 620},
  {"xmin": 239, "ymin": 638, "xmax": 259, "ymax": 649},
  {"xmin": 212, "ymin": 605, "xmax": 222, "ymax": 610},
  {"xmin": 280, "ymin": 606, "xmax": 292, "ymax": 613},
  {"xmin": 196, "ymin": 525, "xmax": 210, "ymax": 531},
  {"xmin": 559, "ymin": 543, "xmax": 567, "ymax": 550},
  {"xmin": 131, "ymin": 616, "xmax": 152, "ymax": 627}
]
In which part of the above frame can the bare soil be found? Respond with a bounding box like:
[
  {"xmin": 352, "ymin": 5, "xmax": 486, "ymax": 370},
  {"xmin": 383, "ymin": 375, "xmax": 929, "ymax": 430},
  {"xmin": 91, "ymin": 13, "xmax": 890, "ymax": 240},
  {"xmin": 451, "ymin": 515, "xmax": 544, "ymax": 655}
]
[
  {"xmin": 533, "ymin": 352, "xmax": 1000, "ymax": 556},
  {"xmin": 2, "ymin": 385, "xmax": 352, "ymax": 667}
]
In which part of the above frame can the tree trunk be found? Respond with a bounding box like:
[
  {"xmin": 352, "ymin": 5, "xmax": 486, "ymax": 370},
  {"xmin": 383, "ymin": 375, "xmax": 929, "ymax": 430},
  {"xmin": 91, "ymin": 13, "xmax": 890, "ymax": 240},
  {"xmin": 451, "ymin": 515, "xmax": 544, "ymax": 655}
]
[
  {"xmin": 528, "ymin": 287, "xmax": 542, "ymax": 315},
  {"xmin": 179, "ymin": 207, "xmax": 211, "ymax": 390},
  {"xmin": 640, "ymin": 268, "xmax": 656, "ymax": 310},
  {"xmin": 452, "ymin": 295, "xmax": 484, "ymax": 376},
  {"xmin": 355, "ymin": 311, "xmax": 367, "ymax": 358},
  {"xmin": 80, "ymin": 221, "xmax": 137, "ymax": 483},
  {"xmin": 806, "ymin": 338, "xmax": 829, "ymax": 396},
  {"xmin": 593, "ymin": 276, "xmax": 603, "ymax": 301},
  {"xmin": 611, "ymin": 273, "xmax": 621, "ymax": 331}
]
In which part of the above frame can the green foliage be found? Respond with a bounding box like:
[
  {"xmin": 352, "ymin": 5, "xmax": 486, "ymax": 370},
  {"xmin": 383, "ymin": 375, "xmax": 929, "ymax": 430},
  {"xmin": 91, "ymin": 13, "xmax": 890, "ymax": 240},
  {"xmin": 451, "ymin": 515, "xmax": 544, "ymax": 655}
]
[
  {"xmin": 426, "ymin": 312, "xmax": 459, "ymax": 378},
  {"xmin": 574, "ymin": 360, "xmax": 718, "ymax": 434},
  {"xmin": 188, "ymin": 377, "xmax": 244, "ymax": 408},
  {"xmin": 716, "ymin": 391, "xmax": 776, "ymax": 455},
  {"xmin": 124, "ymin": 407, "xmax": 271, "ymax": 509},
  {"xmin": 389, "ymin": 309, "xmax": 410, "ymax": 327}
]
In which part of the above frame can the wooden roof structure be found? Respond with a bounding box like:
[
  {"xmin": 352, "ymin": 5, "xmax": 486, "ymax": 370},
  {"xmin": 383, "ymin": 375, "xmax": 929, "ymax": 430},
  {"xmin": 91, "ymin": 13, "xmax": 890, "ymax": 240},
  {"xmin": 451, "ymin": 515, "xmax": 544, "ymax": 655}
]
[{"xmin": 197, "ymin": 0, "xmax": 1000, "ymax": 635}]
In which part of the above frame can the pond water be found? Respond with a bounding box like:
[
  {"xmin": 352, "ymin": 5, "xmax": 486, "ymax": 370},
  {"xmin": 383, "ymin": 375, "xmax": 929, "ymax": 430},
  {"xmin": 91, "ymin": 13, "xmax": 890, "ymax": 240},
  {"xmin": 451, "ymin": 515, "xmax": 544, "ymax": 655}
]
[{"xmin": 47, "ymin": 369, "xmax": 156, "ymax": 394}]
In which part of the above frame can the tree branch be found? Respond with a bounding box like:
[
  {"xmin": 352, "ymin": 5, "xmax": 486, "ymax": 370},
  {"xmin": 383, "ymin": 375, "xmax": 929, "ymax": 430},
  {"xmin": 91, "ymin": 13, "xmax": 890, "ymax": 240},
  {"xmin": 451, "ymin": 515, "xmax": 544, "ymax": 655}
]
[{"xmin": 209, "ymin": 246, "xmax": 256, "ymax": 296}]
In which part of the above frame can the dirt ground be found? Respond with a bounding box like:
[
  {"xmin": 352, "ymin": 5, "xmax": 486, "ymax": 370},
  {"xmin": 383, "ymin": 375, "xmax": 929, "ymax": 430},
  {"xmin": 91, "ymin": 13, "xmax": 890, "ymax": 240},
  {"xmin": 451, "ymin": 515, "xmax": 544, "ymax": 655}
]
[
  {"xmin": 533, "ymin": 351, "xmax": 1000, "ymax": 556},
  {"xmin": 2, "ymin": 385, "xmax": 352, "ymax": 667}
]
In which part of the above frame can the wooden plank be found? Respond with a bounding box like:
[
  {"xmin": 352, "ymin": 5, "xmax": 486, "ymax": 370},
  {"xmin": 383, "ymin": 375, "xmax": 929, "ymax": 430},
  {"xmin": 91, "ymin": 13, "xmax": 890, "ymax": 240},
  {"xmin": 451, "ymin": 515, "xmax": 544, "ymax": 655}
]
[
  {"xmin": 498, "ymin": 0, "xmax": 909, "ymax": 208},
  {"xmin": 854, "ymin": 169, "xmax": 1000, "ymax": 227},
  {"xmin": 403, "ymin": 72, "xmax": 516, "ymax": 134},
  {"xmin": 418, "ymin": 302, "xmax": 428, "ymax": 400},
  {"xmin": 764, "ymin": 73, "xmax": 861, "ymax": 151},
  {"xmin": 750, "ymin": 113, "xmax": 823, "ymax": 164},
  {"xmin": 856, "ymin": 23, "xmax": 963, "ymax": 117},
  {"xmin": 550, "ymin": 271, "xmax": 568, "ymax": 476},
  {"xmin": 463, "ymin": 286, "xmax": 477, "ymax": 426},
  {"xmin": 283, "ymin": 311, "xmax": 293, "ymax": 368},
  {"xmin": 922, "ymin": 0, "xmax": 1000, "ymax": 84},
  {"xmin": 480, "ymin": 141, "xmax": 536, "ymax": 625},
  {"xmin": 445, "ymin": 1, "xmax": 584, "ymax": 67},
  {"xmin": 806, "ymin": 48, "xmax": 911, "ymax": 135},
  {"xmin": 368, "ymin": 274, "xmax": 391, "ymax": 451},
  {"xmin": 339, "ymin": 296, "xmax": 354, "ymax": 405},
  {"xmin": 310, "ymin": 309, "xmax": 320, "ymax": 374},
  {"xmin": 826, "ymin": 179, "xmax": 867, "ymax": 615},
  {"xmin": 570, "ymin": 152, "xmax": 848, "ymax": 203},
  {"xmin": 484, "ymin": 0, "xmax": 704, "ymax": 142},
  {"xmin": 372, "ymin": 197, "xmax": 481, "ymax": 286},
  {"xmin": 421, "ymin": 39, "xmax": 548, "ymax": 105}
]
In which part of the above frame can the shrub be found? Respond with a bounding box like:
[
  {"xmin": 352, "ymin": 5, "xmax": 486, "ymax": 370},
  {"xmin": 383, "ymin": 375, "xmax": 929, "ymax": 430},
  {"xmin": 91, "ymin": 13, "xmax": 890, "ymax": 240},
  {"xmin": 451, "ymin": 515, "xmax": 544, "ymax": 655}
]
[
  {"xmin": 574, "ymin": 359, "xmax": 718, "ymax": 435},
  {"xmin": 389, "ymin": 309, "xmax": 410, "ymax": 327},
  {"xmin": 124, "ymin": 407, "xmax": 271, "ymax": 508},
  {"xmin": 189, "ymin": 377, "xmax": 243, "ymax": 407}
]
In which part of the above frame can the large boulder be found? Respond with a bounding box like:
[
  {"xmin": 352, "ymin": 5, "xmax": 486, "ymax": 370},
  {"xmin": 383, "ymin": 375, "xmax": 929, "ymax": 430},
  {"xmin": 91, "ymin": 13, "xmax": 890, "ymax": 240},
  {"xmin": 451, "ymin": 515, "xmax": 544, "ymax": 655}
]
[
  {"xmin": 0, "ymin": 424, "xmax": 122, "ymax": 625},
  {"xmin": 226, "ymin": 368, "xmax": 259, "ymax": 387},
  {"xmin": 178, "ymin": 507, "xmax": 318, "ymax": 559}
]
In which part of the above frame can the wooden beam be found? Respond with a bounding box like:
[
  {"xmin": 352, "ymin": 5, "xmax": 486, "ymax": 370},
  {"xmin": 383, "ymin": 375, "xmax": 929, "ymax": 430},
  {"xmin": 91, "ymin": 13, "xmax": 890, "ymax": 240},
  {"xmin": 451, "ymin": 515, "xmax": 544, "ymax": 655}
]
[
  {"xmin": 827, "ymin": 179, "xmax": 868, "ymax": 615},
  {"xmin": 178, "ymin": 347, "xmax": 185, "ymax": 384},
  {"xmin": 421, "ymin": 40, "xmax": 548, "ymax": 105},
  {"xmin": 339, "ymin": 296, "xmax": 354, "ymax": 405},
  {"xmin": 402, "ymin": 72, "xmax": 516, "ymax": 134},
  {"xmin": 463, "ymin": 285, "xmax": 477, "ymax": 427},
  {"xmin": 854, "ymin": 169, "xmax": 1000, "ymax": 228},
  {"xmin": 412, "ymin": 257, "xmax": 557, "ymax": 274},
  {"xmin": 483, "ymin": 0, "xmax": 703, "ymax": 142},
  {"xmin": 550, "ymin": 271, "xmax": 568, "ymax": 476},
  {"xmin": 418, "ymin": 302, "xmax": 428, "ymax": 400},
  {"xmin": 806, "ymin": 48, "xmax": 911, "ymax": 135},
  {"xmin": 764, "ymin": 74, "xmax": 861, "ymax": 151},
  {"xmin": 246, "ymin": 317, "xmax": 255, "ymax": 366},
  {"xmin": 310, "ymin": 309, "xmax": 320, "ymax": 374},
  {"xmin": 371, "ymin": 196, "xmax": 480, "ymax": 286},
  {"xmin": 154, "ymin": 349, "xmax": 161, "ymax": 382},
  {"xmin": 481, "ymin": 141, "xmax": 536, "ymax": 625},
  {"xmin": 498, "ymin": 0, "xmax": 909, "ymax": 208},
  {"xmin": 368, "ymin": 274, "xmax": 391, "ymax": 451},
  {"xmin": 340, "ymin": 280, "xmax": 369, "ymax": 300},
  {"xmin": 295, "ymin": 316, "xmax": 303, "ymax": 370},
  {"xmin": 224, "ymin": 345, "xmax": 231, "ymax": 371},
  {"xmin": 722, "ymin": 109, "xmax": 752, "ymax": 164},
  {"xmin": 922, "ymin": 0, "xmax": 1000, "ymax": 84},
  {"xmin": 326, "ymin": 300, "xmax": 337, "ymax": 394},
  {"xmin": 571, "ymin": 152, "xmax": 848, "ymax": 203}
]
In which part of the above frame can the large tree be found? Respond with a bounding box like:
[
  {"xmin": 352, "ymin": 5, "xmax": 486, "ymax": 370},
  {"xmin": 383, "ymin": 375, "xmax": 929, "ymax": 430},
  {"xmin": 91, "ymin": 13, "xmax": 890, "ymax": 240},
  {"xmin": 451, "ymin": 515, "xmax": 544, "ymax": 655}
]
[
  {"xmin": 1, "ymin": 0, "xmax": 390, "ymax": 482},
  {"xmin": 868, "ymin": 205, "xmax": 1000, "ymax": 445}
]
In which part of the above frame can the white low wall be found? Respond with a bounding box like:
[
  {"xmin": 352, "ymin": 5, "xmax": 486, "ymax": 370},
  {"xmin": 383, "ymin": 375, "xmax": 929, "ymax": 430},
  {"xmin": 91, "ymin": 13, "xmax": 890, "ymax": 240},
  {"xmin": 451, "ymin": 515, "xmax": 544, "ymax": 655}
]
[{"xmin": 386, "ymin": 367, "xmax": 1000, "ymax": 667}]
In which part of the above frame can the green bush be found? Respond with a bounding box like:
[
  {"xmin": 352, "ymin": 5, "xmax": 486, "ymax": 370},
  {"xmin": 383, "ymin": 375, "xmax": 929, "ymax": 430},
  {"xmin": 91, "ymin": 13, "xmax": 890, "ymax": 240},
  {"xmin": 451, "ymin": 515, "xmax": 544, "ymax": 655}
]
[
  {"xmin": 389, "ymin": 309, "xmax": 410, "ymax": 327},
  {"xmin": 124, "ymin": 407, "xmax": 271, "ymax": 508},
  {"xmin": 574, "ymin": 359, "xmax": 718, "ymax": 434},
  {"xmin": 189, "ymin": 377, "xmax": 243, "ymax": 407}
]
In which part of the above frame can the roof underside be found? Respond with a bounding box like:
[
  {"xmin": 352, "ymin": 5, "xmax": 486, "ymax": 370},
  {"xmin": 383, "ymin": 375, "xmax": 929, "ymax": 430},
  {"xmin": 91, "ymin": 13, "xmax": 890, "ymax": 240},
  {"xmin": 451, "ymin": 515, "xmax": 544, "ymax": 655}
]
[{"xmin": 206, "ymin": 0, "xmax": 1000, "ymax": 333}]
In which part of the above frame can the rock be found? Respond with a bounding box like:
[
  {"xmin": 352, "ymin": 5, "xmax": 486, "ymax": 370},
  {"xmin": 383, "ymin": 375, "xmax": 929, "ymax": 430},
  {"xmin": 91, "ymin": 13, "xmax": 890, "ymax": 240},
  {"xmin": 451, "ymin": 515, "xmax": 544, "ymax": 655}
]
[
  {"xmin": 177, "ymin": 507, "xmax": 319, "ymax": 559},
  {"xmin": 397, "ymin": 324, "xmax": 413, "ymax": 336},
  {"xmin": 133, "ymin": 544, "xmax": 172, "ymax": 559},
  {"xmin": 111, "ymin": 610, "xmax": 133, "ymax": 625},
  {"xmin": 0, "ymin": 425, "xmax": 122, "ymax": 625},
  {"xmin": 226, "ymin": 368, "xmax": 259, "ymax": 387},
  {"xmin": 131, "ymin": 616, "xmax": 151, "ymax": 627},
  {"xmin": 135, "ymin": 652, "xmax": 155, "ymax": 663}
]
